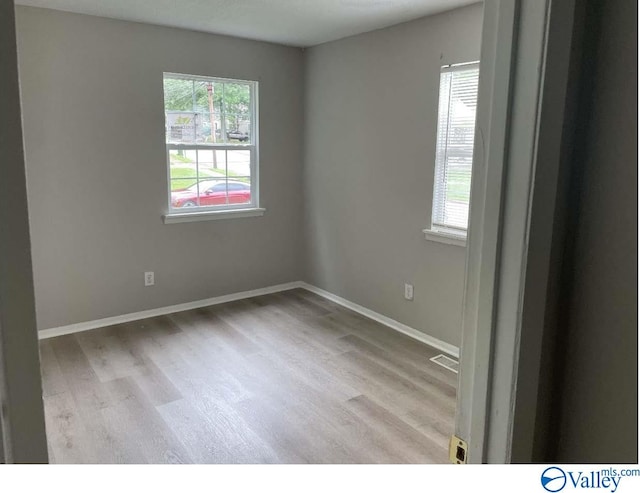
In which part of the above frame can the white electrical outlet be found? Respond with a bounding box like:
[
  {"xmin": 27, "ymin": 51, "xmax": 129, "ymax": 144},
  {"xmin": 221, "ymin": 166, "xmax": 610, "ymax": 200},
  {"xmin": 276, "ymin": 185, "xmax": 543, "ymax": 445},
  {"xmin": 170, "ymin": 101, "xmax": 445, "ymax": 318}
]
[
  {"xmin": 404, "ymin": 283, "xmax": 414, "ymax": 301},
  {"xmin": 144, "ymin": 271, "xmax": 155, "ymax": 286}
]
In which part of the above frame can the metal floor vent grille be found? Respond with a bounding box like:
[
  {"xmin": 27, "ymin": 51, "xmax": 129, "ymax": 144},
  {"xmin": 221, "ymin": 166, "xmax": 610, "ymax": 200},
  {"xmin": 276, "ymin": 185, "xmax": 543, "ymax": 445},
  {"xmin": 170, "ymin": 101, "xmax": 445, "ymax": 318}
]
[{"xmin": 430, "ymin": 354, "xmax": 459, "ymax": 374}]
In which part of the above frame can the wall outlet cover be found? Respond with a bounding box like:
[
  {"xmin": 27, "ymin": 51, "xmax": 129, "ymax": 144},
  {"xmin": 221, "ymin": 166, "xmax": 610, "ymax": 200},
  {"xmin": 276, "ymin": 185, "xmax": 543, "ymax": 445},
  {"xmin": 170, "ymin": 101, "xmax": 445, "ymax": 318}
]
[
  {"xmin": 144, "ymin": 271, "xmax": 155, "ymax": 286},
  {"xmin": 404, "ymin": 283, "xmax": 414, "ymax": 300}
]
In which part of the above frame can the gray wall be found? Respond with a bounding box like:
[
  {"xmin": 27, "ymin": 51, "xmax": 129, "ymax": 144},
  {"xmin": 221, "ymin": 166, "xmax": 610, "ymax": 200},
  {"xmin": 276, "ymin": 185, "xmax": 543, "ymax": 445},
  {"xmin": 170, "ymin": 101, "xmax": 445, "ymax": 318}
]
[
  {"xmin": 16, "ymin": 7, "xmax": 305, "ymax": 330},
  {"xmin": 553, "ymin": 0, "xmax": 638, "ymax": 463},
  {"xmin": 0, "ymin": 0, "xmax": 48, "ymax": 463},
  {"xmin": 17, "ymin": 5, "xmax": 484, "ymax": 349},
  {"xmin": 302, "ymin": 4, "xmax": 483, "ymax": 346}
]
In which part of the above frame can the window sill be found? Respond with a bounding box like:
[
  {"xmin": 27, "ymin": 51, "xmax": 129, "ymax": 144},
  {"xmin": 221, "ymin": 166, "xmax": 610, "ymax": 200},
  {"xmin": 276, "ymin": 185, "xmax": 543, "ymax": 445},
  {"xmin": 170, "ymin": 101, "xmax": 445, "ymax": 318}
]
[
  {"xmin": 163, "ymin": 207, "xmax": 266, "ymax": 224},
  {"xmin": 423, "ymin": 228, "xmax": 467, "ymax": 247}
]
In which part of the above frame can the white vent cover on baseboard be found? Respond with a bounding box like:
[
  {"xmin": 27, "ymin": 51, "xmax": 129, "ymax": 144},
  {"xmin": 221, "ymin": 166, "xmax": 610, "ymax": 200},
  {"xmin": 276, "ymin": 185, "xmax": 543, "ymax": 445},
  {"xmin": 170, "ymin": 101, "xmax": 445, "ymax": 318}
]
[{"xmin": 430, "ymin": 354, "xmax": 459, "ymax": 374}]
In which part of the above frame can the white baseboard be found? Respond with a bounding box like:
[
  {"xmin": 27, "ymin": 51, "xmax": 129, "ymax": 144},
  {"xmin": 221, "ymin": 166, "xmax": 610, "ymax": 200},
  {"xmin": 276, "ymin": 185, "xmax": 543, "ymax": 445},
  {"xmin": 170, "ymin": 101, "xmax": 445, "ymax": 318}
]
[
  {"xmin": 38, "ymin": 280, "xmax": 460, "ymax": 359},
  {"xmin": 38, "ymin": 281, "xmax": 304, "ymax": 340},
  {"xmin": 299, "ymin": 282, "xmax": 460, "ymax": 358}
]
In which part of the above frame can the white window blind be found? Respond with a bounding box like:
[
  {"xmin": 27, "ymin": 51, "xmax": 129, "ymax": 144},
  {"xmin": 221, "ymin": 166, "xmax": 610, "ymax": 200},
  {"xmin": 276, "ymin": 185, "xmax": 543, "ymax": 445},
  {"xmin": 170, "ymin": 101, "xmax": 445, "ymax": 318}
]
[{"xmin": 432, "ymin": 62, "xmax": 480, "ymax": 235}]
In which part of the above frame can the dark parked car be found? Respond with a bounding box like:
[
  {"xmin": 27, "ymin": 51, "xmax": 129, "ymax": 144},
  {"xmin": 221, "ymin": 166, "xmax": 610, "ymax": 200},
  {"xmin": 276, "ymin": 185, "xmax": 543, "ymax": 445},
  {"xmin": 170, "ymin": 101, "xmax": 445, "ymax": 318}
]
[{"xmin": 226, "ymin": 129, "xmax": 249, "ymax": 142}]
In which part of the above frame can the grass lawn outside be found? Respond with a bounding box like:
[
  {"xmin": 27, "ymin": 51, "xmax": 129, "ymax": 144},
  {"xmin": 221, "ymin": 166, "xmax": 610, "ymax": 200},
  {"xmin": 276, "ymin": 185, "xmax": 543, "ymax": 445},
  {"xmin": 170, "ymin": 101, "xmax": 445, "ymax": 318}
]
[
  {"xmin": 169, "ymin": 164, "xmax": 250, "ymax": 190},
  {"xmin": 445, "ymin": 164, "xmax": 472, "ymax": 202},
  {"xmin": 447, "ymin": 177, "xmax": 471, "ymax": 202},
  {"xmin": 169, "ymin": 152, "xmax": 195, "ymax": 164}
]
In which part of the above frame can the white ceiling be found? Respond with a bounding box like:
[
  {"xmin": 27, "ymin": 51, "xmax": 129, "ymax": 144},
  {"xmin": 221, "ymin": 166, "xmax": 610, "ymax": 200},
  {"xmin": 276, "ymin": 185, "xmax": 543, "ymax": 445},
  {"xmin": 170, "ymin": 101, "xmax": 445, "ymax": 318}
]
[{"xmin": 16, "ymin": 0, "xmax": 478, "ymax": 47}]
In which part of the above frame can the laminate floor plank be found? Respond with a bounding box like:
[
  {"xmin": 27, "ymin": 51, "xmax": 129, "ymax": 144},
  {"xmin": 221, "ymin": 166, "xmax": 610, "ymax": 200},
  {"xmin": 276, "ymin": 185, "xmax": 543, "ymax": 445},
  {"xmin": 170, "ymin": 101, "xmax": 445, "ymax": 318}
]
[
  {"xmin": 99, "ymin": 377, "xmax": 193, "ymax": 464},
  {"xmin": 170, "ymin": 307, "xmax": 262, "ymax": 356},
  {"xmin": 316, "ymin": 350, "xmax": 454, "ymax": 443},
  {"xmin": 39, "ymin": 339, "xmax": 69, "ymax": 398},
  {"xmin": 259, "ymin": 303, "xmax": 351, "ymax": 355},
  {"xmin": 270, "ymin": 291, "xmax": 333, "ymax": 318},
  {"xmin": 218, "ymin": 303, "xmax": 360, "ymax": 399},
  {"xmin": 338, "ymin": 334, "xmax": 457, "ymax": 399},
  {"xmin": 47, "ymin": 336, "xmax": 145, "ymax": 463},
  {"xmin": 234, "ymin": 353, "xmax": 430, "ymax": 463},
  {"xmin": 41, "ymin": 289, "xmax": 456, "ymax": 464},
  {"xmin": 153, "ymin": 338, "xmax": 253, "ymax": 406},
  {"xmin": 75, "ymin": 325, "xmax": 148, "ymax": 382},
  {"xmin": 43, "ymin": 391, "xmax": 97, "ymax": 464},
  {"xmin": 321, "ymin": 310, "xmax": 458, "ymax": 388},
  {"xmin": 217, "ymin": 299, "xmax": 346, "ymax": 359},
  {"xmin": 233, "ymin": 397, "xmax": 318, "ymax": 463},
  {"xmin": 156, "ymin": 398, "xmax": 279, "ymax": 464},
  {"xmin": 345, "ymin": 395, "xmax": 449, "ymax": 464}
]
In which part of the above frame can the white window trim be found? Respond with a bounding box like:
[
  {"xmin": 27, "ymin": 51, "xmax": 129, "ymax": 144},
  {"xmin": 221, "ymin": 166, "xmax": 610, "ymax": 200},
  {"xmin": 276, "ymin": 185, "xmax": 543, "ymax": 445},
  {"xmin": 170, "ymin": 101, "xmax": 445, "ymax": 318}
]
[
  {"xmin": 162, "ymin": 74, "xmax": 260, "ymax": 222},
  {"xmin": 423, "ymin": 227, "xmax": 467, "ymax": 247},
  {"xmin": 163, "ymin": 207, "xmax": 266, "ymax": 224}
]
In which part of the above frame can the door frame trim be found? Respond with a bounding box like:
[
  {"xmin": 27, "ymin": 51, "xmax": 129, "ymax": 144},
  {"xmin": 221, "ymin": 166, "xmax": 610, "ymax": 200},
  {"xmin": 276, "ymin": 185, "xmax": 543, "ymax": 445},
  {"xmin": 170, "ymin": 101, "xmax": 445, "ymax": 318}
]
[
  {"xmin": 456, "ymin": 0, "xmax": 578, "ymax": 463},
  {"xmin": 0, "ymin": 0, "xmax": 49, "ymax": 464}
]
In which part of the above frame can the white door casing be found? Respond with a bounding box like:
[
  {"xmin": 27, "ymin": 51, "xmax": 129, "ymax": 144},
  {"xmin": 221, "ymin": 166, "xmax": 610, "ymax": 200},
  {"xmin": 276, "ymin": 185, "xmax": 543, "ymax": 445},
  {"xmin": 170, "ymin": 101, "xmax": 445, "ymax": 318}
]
[{"xmin": 456, "ymin": 0, "xmax": 578, "ymax": 463}]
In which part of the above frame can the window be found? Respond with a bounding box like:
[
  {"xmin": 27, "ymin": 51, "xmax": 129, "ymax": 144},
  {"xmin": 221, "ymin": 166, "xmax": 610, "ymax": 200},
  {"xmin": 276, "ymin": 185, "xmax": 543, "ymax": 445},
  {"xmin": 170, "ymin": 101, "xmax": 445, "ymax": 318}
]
[
  {"xmin": 429, "ymin": 62, "xmax": 479, "ymax": 241},
  {"xmin": 163, "ymin": 73, "xmax": 259, "ymax": 218}
]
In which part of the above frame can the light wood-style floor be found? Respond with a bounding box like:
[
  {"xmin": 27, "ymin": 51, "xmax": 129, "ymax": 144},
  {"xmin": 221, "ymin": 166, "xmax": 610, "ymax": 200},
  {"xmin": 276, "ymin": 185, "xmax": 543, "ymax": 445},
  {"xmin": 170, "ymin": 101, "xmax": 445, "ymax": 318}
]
[{"xmin": 39, "ymin": 289, "xmax": 457, "ymax": 463}]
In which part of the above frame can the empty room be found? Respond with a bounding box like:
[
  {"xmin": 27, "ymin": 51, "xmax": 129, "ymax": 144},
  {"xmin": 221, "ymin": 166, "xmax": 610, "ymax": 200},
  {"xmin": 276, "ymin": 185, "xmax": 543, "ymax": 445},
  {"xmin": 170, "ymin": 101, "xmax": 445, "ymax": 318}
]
[
  {"xmin": 13, "ymin": 0, "xmax": 481, "ymax": 464},
  {"xmin": 2, "ymin": 0, "xmax": 637, "ymax": 470}
]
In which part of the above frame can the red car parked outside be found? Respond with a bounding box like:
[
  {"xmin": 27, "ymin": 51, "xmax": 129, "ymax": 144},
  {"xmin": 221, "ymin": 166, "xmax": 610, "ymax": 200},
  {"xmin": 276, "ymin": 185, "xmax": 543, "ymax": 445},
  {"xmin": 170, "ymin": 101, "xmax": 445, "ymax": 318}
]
[{"xmin": 171, "ymin": 180, "xmax": 250, "ymax": 208}]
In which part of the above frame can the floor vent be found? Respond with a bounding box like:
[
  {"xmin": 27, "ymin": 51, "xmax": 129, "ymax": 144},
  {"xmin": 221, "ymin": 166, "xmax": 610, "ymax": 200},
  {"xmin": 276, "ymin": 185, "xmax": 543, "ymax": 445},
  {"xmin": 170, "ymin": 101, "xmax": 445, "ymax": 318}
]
[{"xmin": 430, "ymin": 354, "xmax": 459, "ymax": 374}]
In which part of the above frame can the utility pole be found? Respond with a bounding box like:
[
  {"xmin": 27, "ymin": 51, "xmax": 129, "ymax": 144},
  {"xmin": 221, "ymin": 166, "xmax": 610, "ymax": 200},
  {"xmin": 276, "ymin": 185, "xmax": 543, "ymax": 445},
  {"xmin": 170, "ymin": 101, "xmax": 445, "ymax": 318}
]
[{"xmin": 207, "ymin": 82, "xmax": 218, "ymax": 169}]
